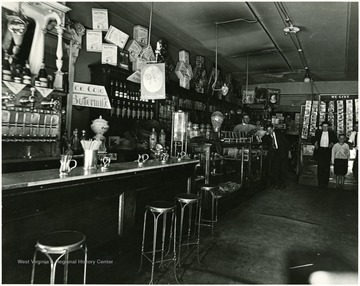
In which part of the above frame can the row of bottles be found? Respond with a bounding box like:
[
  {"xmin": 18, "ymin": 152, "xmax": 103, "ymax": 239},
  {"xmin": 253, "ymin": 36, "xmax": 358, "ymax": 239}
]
[
  {"xmin": 60, "ymin": 128, "xmax": 88, "ymax": 155},
  {"xmin": 2, "ymin": 53, "xmax": 53, "ymax": 88},
  {"xmin": 110, "ymin": 97, "xmax": 155, "ymax": 119},
  {"xmin": 108, "ymin": 79, "xmax": 155, "ymax": 120}
]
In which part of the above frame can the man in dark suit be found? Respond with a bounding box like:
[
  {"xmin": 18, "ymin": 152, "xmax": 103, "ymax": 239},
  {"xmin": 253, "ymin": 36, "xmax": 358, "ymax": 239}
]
[
  {"xmin": 262, "ymin": 123, "xmax": 291, "ymax": 191},
  {"xmin": 312, "ymin": 121, "xmax": 338, "ymax": 188}
]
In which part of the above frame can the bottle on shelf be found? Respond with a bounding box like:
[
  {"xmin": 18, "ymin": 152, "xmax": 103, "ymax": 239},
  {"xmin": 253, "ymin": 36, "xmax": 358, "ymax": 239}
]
[
  {"xmin": 71, "ymin": 128, "xmax": 81, "ymax": 154},
  {"xmin": 110, "ymin": 98, "xmax": 115, "ymax": 117},
  {"xmin": 159, "ymin": 129, "xmax": 166, "ymax": 146},
  {"xmin": 115, "ymin": 81, "xmax": 119, "ymax": 97},
  {"xmin": 38, "ymin": 59, "xmax": 48, "ymax": 87},
  {"xmin": 2, "ymin": 52, "xmax": 12, "ymax": 81},
  {"xmin": 141, "ymin": 101, "xmax": 146, "ymax": 120},
  {"xmin": 126, "ymin": 101, "xmax": 131, "ymax": 118},
  {"xmin": 123, "ymin": 82, "xmax": 128, "ymax": 99},
  {"xmin": 116, "ymin": 99, "xmax": 121, "ymax": 117},
  {"xmin": 119, "ymin": 82, "xmax": 124, "ymax": 98},
  {"xmin": 121, "ymin": 101, "xmax": 127, "ymax": 118},
  {"xmin": 131, "ymin": 100, "xmax": 137, "ymax": 119},
  {"xmin": 13, "ymin": 63, "xmax": 23, "ymax": 84},
  {"xmin": 110, "ymin": 80, "xmax": 115, "ymax": 97},
  {"xmin": 149, "ymin": 128, "xmax": 157, "ymax": 150},
  {"xmin": 22, "ymin": 60, "xmax": 32, "ymax": 85}
]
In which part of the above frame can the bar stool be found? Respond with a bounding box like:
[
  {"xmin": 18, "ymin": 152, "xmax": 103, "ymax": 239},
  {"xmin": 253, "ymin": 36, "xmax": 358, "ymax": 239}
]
[
  {"xmin": 31, "ymin": 230, "xmax": 87, "ymax": 284},
  {"xmin": 175, "ymin": 193, "xmax": 202, "ymax": 267},
  {"xmin": 138, "ymin": 201, "xmax": 179, "ymax": 284},
  {"xmin": 198, "ymin": 184, "xmax": 222, "ymax": 235}
]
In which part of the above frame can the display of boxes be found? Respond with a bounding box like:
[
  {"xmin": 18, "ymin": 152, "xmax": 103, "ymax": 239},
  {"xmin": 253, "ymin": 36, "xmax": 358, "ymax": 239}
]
[
  {"xmin": 101, "ymin": 44, "xmax": 118, "ymax": 66},
  {"xmin": 175, "ymin": 61, "xmax": 187, "ymax": 79},
  {"xmin": 140, "ymin": 45, "xmax": 155, "ymax": 61},
  {"xmin": 132, "ymin": 57, "xmax": 147, "ymax": 71},
  {"xmin": 180, "ymin": 75, "xmax": 190, "ymax": 90},
  {"xmin": 125, "ymin": 39, "xmax": 142, "ymax": 62},
  {"xmin": 105, "ymin": 25, "xmax": 129, "ymax": 49},
  {"xmin": 179, "ymin": 50, "xmax": 190, "ymax": 64},
  {"xmin": 133, "ymin": 25, "xmax": 148, "ymax": 46}
]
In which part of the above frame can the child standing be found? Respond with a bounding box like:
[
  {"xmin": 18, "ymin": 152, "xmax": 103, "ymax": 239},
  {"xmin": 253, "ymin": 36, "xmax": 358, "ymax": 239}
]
[{"xmin": 331, "ymin": 134, "xmax": 350, "ymax": 190}]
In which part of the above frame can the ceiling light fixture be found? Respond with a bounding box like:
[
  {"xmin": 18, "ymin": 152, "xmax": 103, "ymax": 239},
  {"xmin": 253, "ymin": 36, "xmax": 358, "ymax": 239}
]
[
  {"xmin": 304, "ymin": 67, "xmax": 311, "ymax": 83},
  {"xmin": 212, "ymin": 18, "xmax": 258, "ymax": 95},
  {"xmin": 212, "ymin": 22, "xmax": 228, "ymax": 96},
  {"xmin": 283, "ymin": 24, "xmax": 300, "ymax": 35}
]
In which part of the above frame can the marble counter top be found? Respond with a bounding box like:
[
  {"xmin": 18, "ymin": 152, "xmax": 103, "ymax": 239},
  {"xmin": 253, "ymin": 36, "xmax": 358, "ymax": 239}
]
[{"xmin": 2, "ymin": 158, "xmax": 199, "ymax": 191}]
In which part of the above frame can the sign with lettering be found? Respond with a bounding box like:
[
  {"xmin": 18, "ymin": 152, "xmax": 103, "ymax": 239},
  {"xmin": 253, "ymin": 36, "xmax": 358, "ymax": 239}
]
[
  {"xmin": 320, "ymin": 94, "xmax": 358, "ymax": 100},
  {"xmin": 72, "ymin": 82, "xmax": 110, "ymax": 109}
]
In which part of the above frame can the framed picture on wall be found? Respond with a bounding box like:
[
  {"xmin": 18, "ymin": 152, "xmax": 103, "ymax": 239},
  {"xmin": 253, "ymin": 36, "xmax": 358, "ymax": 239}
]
[
  {"xmin": 242, "ymin": 89, "xmax": 255, "ymax": 104},
  {"xmin": 254, "ymin": 87, "xmax": 267, "ymax": 104},
  {"xmin": 267, "ymin": 88, "xmax": 280, "ymax": 105}
]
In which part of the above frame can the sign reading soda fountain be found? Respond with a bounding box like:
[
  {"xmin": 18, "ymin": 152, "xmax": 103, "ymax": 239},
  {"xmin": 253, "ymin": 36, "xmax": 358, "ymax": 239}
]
[{"xmin": 72, "ymin": 82, "xmax": 111, "ymax": 109}]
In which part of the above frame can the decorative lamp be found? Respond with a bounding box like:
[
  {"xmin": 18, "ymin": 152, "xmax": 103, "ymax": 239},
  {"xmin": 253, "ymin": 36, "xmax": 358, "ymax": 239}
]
[
  {"xmin": 91, "ymin": 115, "xmax": 109, "ymax": 153},
  {"xmin": 211, "ymin": 111, "xmax": 224, "ymax": 132},
  {"xmin": 304, "ymin": 67, "xmax": 311, "ymax": 83}
]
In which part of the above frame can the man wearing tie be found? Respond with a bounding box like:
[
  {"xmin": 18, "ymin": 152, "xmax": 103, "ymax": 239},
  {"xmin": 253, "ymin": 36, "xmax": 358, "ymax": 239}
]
[
  {"xmin": 312, "ymin": 121, "xmax": 338, "ymax": 188},
  {"xmin": 348, "ymin": 122, "xmax": 358, "ymax": 181},
  {"xmin": 262, "ymin": 123, "xmax": 291, "ymax": 191}
]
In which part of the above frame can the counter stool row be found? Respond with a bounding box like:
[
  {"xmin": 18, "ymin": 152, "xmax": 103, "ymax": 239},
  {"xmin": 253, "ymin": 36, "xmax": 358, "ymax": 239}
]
[
  {"xmin": 29, "ymin": 184, "xmax": 221, "ymax": 285},
  {"xmin": 138, "ymin": 184, "xmax": 221, "ymax": 284}
]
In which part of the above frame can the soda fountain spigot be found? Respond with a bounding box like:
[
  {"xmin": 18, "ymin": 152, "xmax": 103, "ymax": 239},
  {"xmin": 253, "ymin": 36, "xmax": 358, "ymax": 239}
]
[
  {"xmin": 19, "ymin": 87, "xmax": 36, "ymax": 109},
  {"xmin": 2, "ymin": 92, "xmax": 15, "ymax": 103},
  {"xmin": 41, "ymin": 98, "xmax": 61, "ymax": 111}
]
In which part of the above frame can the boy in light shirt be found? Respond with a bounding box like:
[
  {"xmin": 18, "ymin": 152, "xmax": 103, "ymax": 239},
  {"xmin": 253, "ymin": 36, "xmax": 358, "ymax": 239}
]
[{"xmin": 331, "ymin": 134, "xmax": 350, "ymax": 190}]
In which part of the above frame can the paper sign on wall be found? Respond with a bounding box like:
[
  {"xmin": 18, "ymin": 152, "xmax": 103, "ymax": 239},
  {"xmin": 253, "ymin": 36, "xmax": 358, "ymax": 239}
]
[
  {"xmin": 140, "ymin": 63, "xmax": 166, "ymax": 100},
  {"xmin": 72, "ymin": 82, "xmax": 110, "ymax": 109},
  {"xmin": 86, "ymin": 30, "xmax": 103, "ymax": 52},
  {"xmin": 92, "ymin": 8, "xmax": 108, "ymax": 31}
]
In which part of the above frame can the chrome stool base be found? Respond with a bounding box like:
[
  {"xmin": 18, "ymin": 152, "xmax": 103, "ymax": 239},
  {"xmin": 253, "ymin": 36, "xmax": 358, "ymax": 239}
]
[
  {"xmin": 175, "ymin": 193, "xmax": 202, "ymax": 268},
  {"xmin": 31, "ymin": 230, "xmax": 87, "ymax": 284},
  {"xmin": 198, "ymin": 184, "xmax": 221, "ymax": 235},
  {"xmin": 138, "ymin": 201, "xmax": 179, "ymax": 284}
]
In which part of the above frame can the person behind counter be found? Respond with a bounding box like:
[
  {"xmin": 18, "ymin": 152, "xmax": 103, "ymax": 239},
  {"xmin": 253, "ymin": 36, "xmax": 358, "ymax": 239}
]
[
  {"xmin": 331, "ymin": 134, "xmax": 350, "ymax": 190},
  {"xmin": 262, "ymin": 123, "xmax": 291, "ymax": 191},
  {"xmin": 233, "ymin": 114, "xmax": 256, "ymax": 137},
  {"xmin": 312, "ymin": 121, "xmax": 338, "ymax": 189}
]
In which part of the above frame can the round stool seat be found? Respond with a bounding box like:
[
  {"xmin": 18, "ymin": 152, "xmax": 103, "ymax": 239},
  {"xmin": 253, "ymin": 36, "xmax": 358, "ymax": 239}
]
[
  {"xmin": 201, "ymin": 184, "xmax": 217, "ymax": 192},
  {"xmin": 37, "ymin": 230, "xmax": 86, "ymax": 254},
  {"xmin": 147, "ymin": 201, "xmax": 176, "ymax": 213},
  {"xmin": 176, "ymin": 193, "xmax": 200, "ymax": 204}
]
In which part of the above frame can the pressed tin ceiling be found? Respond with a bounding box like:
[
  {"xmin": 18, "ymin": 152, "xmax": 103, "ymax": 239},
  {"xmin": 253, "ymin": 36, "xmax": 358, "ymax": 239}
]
[{"xmin": 94, "ymin": 1, "xmax": 358, "ymax": 84}]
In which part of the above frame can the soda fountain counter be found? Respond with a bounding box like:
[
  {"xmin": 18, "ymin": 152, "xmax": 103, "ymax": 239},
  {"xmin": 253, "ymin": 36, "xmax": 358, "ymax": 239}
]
[{"xmin": 2, "ymin": 158, "xmax": 198, "ymax": 283}]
